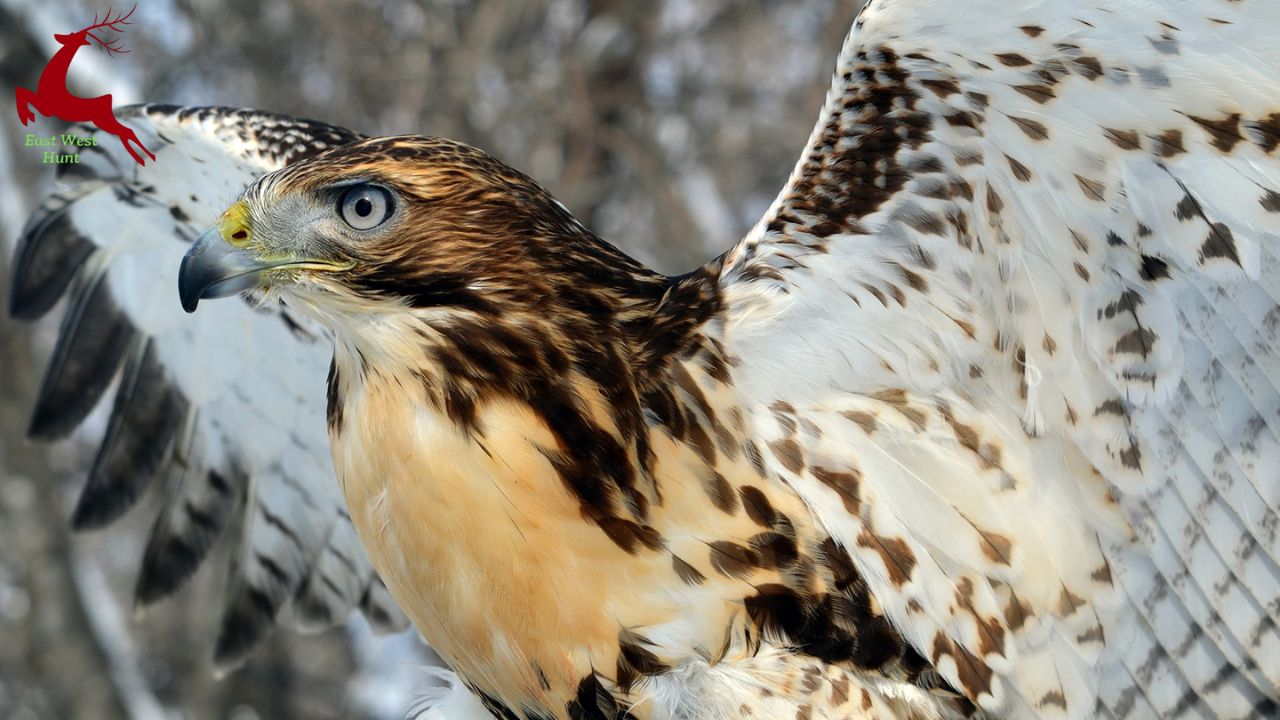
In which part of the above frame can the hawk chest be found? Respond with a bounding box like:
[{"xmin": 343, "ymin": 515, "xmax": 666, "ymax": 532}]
[
  {"xmin": 325, "ymin": 354, "xmax": 853, "ymax": 718},
  {"xmin": 328, "ymin": 370, "xmax": 686, "ymax": 715}
]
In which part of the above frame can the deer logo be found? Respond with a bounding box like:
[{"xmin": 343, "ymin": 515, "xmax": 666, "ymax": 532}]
[{"xmin": 15, "ymin": 4, "xmax": 155, "ymax": 166}]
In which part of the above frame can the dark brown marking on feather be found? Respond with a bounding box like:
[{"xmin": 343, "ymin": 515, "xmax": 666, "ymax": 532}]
[
  {"xmin": 953, "ymin": 317, "xmax": 977, "ymax": 340},
  {"xmin": 1058, "ymin": 588, "xmax": 1087, "ymax": 617},
  {"xmin": 1155, "ymin": 129, "xmax": 1186, "ymax": 157},
  {"xmin": 1188, "ymin": 113, "xmax": 1244, "ymax": 153},
  {"xmin": 1002, "ymin": 588, "xmax": 1034, "ymax": 631},
  {"xmin": 705, "ymin": 471, "xmax": 738, "ymax": 515},
  {"xmin": 1120, "ymin": 442, "xmax": 1142, "ymax": 471},
  {"xmin": 743, "ymin": 441, "xmax": 767, "ymax": 475},
  {"xmin": 1073, "ymin": 56, "xmax": 1104, "ymax": 79},
  {"xmin": 1114, "ymin": 328, "xmax": 1156, "ymax": 358},
  {"xmin": 1009, "ymin": 116, "xmax": 1050, "ymax": 141},
  {"xmin": 1175, "ymin": 193, "xmax": 1199, "ymax": 220},
  {"xmin": 834, "ymin": 409, "xmax": 875, "ymax": 430},
  {"xmin": 1076, "ymin": 175, "xmax": 1106, "ymax": 201},
  {"xmin": 1076, "ymin": 626, "xmax": 1105, "ymax": 645},
  {"xmin": 985, "ymin": 187, "xmax": 1004, "ymax": 215},
  {"xmin": 1261, "ymin": 190, "xmax": 1280, "ymax": 214},
  {"xmin": 1006, "ymin": 155, "xmax": 1032, "ymax": 181},
  {"xmin": 536, "ymin": 667, "xmax": 552, "ymax": 691},
  {"xmin": 597, "ymin": 518, "xmax": 665, "ymax": 554},
  {"xmin": 1104, "ymin": 128, "xmax": 1142, "ymax": 150},
  {"xmin": 672, "ymin": 555, "xmax": 706, "ymax": 585},
  {"xmin": 1040, "ymin": 691, "xmax": 1069, "ymax": 710},
  {"xmin": 953, "ymin": 578, "xmax": 1007, "ymax": 658},
  {"xmin": 1140, "ymin": 255, "xmax": 1171, "ymax": 281},
  {"xmin": 771, "ymin": 400, "xmax": 799, "ymax": 435},
  {"xmin": 812, "ymin": 467, "xmax": 862, "ymax": 514},
  {"xmin": 326, "ymin": 357, "xmax": 343, "ymax": 433},
  {"xmin": 830, "ymin": 675, "xmax": 851, "ymax": 705},
  {"xmin": 902, "ymin": 209, "xmax": 947, "ymax": 236},
  {"xmin": 921, "ymin": 78, "xmax": 961, "ymax": 98},
  {"xmin": 1200, "ymin": 223, "xmax": 1242, "ymax": 265},
  {"xmin": 749, "ymin": 531, "xmax": 799, "ymax": 570},
  {"xmin": 1013, "ymin": 84, "xmax": 1056, "ymax": 104},
  {"xmin": 709, "ymin": 541, "xmax": 761, "ymax": 579},
  {"xmin": 856, "ymin": 530, "xmax": 917, "ymax": 586},
  {"xmin": 1250, "ymin": 113, "xmax": 1280, "ymax": 154},
  {"xmin": 901, "ymin": 267, "xmax": 928, "ymax": 293},
  {"xmin": 995, "ymin": 52, "xmax": 1031, "ymax": 67},
  {"xmin": 931, "ymin": 633, "xmax": 994, "ymax": 700},
  {"xmin": 978, "ymin": 530, "xmax": 1013, "ymax": 566},
  {"xmin": 701, "ymin": 347, "xmax": 732, "ymax": 383},
  {"xmin": 744, "ymin": 578, "xmax": 904, "ymax": 671},
  {"xmin": 685, "ymin": 419, "xmax": 718, "ymax": 468},
  {"xmin": 566, "ymin": 673, "xmax": 633, "ymax": 720},
  {"xmin": 1092, "ymin": 561, "xmax": 1113, "ymax": 584},
  {"xmin": 1019, "ymin": 25, "xmax": 1044, "ymax": 37},
  {"xmin": 476, "ymin": 689, "xmax": 534, "ymax": 720},
  {"xmin": 615, "ymin": 631, "xmax": 669, "ymax": 693},
  {"xmin": 769, "ymin": 438, "xmax": 805, "ymax": 473},
  {"xmin": 739, "ymin": 486, "xmax": 778, "ymax": 527},
  {"xmin": 1094, "ymin": 398, "xmax": 1127, "ymax": 417}
]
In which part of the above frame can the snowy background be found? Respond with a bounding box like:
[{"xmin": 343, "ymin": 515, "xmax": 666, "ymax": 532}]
[{"xmin": 0, "ymin": 0, "xmax": 859, "ymax": 717}]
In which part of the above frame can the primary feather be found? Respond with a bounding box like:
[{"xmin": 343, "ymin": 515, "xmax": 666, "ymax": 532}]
[
  {"xmin": 13, "ymin": 2, "xmax": 1280, "ymax": 719},
  {"xmin": 10, "ymin": 106, "xmax": 407, "ymax": 666}
]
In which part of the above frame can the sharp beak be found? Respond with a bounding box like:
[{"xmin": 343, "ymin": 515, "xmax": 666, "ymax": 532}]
[
  {"xmin": 179, "ymin": 201, "xmax": 355, "ymax": 313},
  {"xmin": 178, "ymin": 226, "xmax": 271, "ymax": 313}
]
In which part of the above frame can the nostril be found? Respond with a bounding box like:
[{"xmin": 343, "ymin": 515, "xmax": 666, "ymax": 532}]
[{"xmin": 232, "ymin": 230, "xmax": 248, "ymax": 240}]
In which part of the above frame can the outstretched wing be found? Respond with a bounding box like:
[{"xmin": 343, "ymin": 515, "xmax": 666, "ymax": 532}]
[
  {"xmin": 10, "ymin": 105, "xmax": 407, "ymax": 665},
  {"xmin": 721, "ymin": 2, "xmax": 1279, "ymax": 718}
]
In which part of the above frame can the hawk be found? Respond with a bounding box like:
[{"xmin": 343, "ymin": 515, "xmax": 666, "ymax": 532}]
[{"xmin": 11, "ymin": 1, "xmax": 1280, "ymax": 718}]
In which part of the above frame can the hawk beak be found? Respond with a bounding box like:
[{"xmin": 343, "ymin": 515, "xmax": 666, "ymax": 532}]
[{"xmin": 178, "ymin": 225, "xmax": 271, "ymax": 313}]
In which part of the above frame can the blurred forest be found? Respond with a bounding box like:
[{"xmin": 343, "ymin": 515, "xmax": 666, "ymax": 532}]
[{"xmin": 0, "ymin": 0, "xmax": 860, "ymax": 717}]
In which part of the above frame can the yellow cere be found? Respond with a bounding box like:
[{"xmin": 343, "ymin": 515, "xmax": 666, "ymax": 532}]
[{"xmin": 219, "ymin": 201, "xmax": 253, "ymax": 248}]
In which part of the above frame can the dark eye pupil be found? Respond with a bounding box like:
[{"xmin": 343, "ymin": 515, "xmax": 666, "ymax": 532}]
[{"xmin": 355, "ymin": 197, "xmax": 373, "ymax": 217}]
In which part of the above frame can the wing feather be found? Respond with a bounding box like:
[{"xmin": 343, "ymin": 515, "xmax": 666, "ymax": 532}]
[
  {"xmin": 10, "ymin": 104, "xmax": 408, "ymax": 665},
  {"xmin": 721, "ymin": 2, "xmax": 1280, "ymax": 716}
]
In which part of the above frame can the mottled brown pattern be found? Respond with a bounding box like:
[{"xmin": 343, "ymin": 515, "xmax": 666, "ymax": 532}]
[{"xmin": 761, "ymin": 46, "xmax": 931, "ymax": 244}]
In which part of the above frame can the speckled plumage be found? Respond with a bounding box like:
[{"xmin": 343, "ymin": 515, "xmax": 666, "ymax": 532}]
[{"xmin": 12, "ymin": 2, "xmax": 1280, "ymax": 718}]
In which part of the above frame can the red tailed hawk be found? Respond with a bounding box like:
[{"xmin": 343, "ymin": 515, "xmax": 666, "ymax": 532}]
[{"xmin": 12, "ymin": 1, "xmax": 1280, "ymax": 718}]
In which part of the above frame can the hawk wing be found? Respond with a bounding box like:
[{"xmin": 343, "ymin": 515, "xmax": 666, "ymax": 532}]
[
  {"xmin": 10, "ymin": 105, "xmax": 408, "ymax": 665},
  {"xmin": 721, "ymin": 2, "xmax": 1279, "ymax": 718}
]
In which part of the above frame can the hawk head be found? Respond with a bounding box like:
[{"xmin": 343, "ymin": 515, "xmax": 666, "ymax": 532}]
[
  {"xmin": 179, "ymin": 134, "xmax": 721, "ymax": 456},
  {"xmin": 178, "ymin": 136, "xmax": 666, "ymax": 326}
]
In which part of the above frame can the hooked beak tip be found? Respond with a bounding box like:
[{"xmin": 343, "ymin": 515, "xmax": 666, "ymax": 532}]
[{"xmin": 178, "ymin": 227, "xmax": 267, "ymax": 313}]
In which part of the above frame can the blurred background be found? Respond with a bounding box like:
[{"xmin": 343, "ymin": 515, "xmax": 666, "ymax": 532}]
[{"xmin": 0, "ymin": 0, "xmax": 859, "ymax": 717}]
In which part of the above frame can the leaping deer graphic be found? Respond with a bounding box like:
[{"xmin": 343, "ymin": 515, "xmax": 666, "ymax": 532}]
[{"xmin": 15, "ymin": 4, "xmax": 156, "ymax": 166}]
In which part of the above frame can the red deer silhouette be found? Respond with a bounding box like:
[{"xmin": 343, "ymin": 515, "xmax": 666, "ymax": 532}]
[{"xmin": 15, "ymin": 4, "xmax": 156, "ymax": 166}]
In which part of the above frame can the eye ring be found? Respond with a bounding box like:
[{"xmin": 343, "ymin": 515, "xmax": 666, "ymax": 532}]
[{"xmin": 337, "ymin": 184, "xmax": 394, "ymax": 231}]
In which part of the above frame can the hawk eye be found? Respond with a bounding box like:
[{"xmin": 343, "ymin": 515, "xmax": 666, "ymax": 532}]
[{"xmin": 337, "ymin": 185, "xmax": 393, "ymax": 231}]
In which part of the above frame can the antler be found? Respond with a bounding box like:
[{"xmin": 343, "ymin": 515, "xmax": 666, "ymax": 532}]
[{"xmin": 83, "ymin": 3, "xmax": 137, "ymax": 56}]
